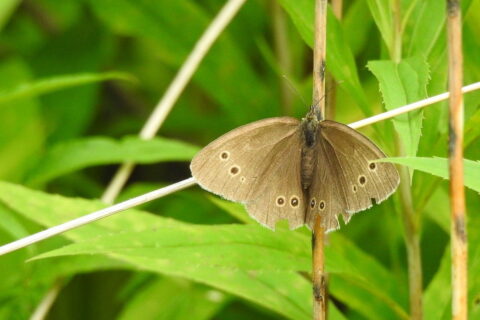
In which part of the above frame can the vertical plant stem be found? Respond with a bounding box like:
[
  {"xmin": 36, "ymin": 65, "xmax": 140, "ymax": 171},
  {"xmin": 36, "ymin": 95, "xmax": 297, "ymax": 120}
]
[
  {"xmin": 29, "ymin": 279, "xmax": 64, "ymax": 320},
  {"xmin": 391, "ymin": 1, "xmax": 423, "ymax": 318},
  {"xmin": 312, "ymin": 0, "xmax": 327, "ymax": 319},
  {"xmin": 331, "ymin": 0, "xmax": 342, "ymax": 17},
  {"xmin": 397, "ymin": 156, "xmax": 423, "ymax": 320},
  {"xmin": 312, "ymin": 220, "xmax": 326, "ymax": 320},
  {"xmin": 271, "ymin": 0, "xmax": 294, "ymax": 115},
  {"xmin": 446, "ymin": 1, "xmax": 468, "ymax": 319},
  {"xmin": 312, "ymin": 0, "xmax": 327, "ymax": 111},
  {"xmin": 392, "ymin": 0, "xmax": 402, "ymax": 62}
]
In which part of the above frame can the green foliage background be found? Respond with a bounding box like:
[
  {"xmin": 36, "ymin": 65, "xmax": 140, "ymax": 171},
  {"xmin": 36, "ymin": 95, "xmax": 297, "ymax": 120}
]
[{"xmin": 0, "ymin": 0, "xmax": 479, "ymax": 319}]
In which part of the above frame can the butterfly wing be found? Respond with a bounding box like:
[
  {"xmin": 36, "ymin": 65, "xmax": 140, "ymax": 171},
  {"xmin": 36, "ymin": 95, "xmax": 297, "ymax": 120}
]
[
  {"xmin": 244, "ymin": 130, "xmax": 306, "ymax": 229},
  {"xmin": 305, "ymin": 136, "xmax": 346, "ymax": 232},
  {"xmin": 306, "ymin": 120, "xmax": 399, "ymax": 231},
  {"xmin": 191, "ymin": 117, "xmax": 306, "ymax": 229}
]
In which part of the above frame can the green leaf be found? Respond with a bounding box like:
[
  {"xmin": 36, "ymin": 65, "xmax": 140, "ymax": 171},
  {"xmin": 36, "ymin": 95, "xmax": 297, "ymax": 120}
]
[
  {"xmin": 0, "ymin": 204, "xmax": 29, "ymax": 240},
  {"xmin": 470, "ymin": 232, "xmax": 480, "ymax": 319},
  {"xmin": 0, "ymin": 182, "xmax": 185, "ymax": 244},
  {"xmin": 37, "ymin": 247, "xmax": 312, "ymax": 320},
  {"xmin": 207, "ymin": 196, "xmax": 252, "ymax": 225},
  {"xmin": 465, "ymin": 106, "xmax": 480, "ymax": 148},
  {"xmin": 0, "ymin": 181, "xmax": 311, "ymax": 319},
  {"xmin": 329, "ymin": 304, "xmax": 348, "ymax": 320},
  {"xmin": 328, "ymin": 234, "xmax": 409, "ymax": 320},
  {"xmin": 35, "ymin": 241, "xmax": 346, "ymax": 320},
  {"xmin": 118, "ymin": 278, "xmax": 229, "ymax": 320},
  {"xmin": 329, "ymin": 276, "xmax": 404, "ymax": 320},
  {"xmin": 277, "ymin": 0, "xmax": 371, "ymax": 115},
  {"xmin": 382, "ymin": 157, "xmax": 480, "ymax": 192},
  {"xmin": 31, "ymin": 225, "xmax": 311, "ymax": 272},
  {"xmin": 0, "ymin": 58, "xmax": 45, "ymax": 181},
  {"xmin": 30, "ymin": 18, "xmax": 115, "ymax": 143},
  {"xmin": 210, "ymin": 197, "xmax": 408, "ymax": 317},
  {"xmin": 423, "ymin": 246, "xmax": 451, "ymax": 320},
  {"xmin": 326, "ymin": 7, "xmax": 371, "ymax": 116},
  {"xmin": 0, "ymin": 232, "xmax": 127, "ymax": 320},
  {"xmin": 0, "ymin": 0, "xmax": 20, "ymax": 31},
  {"xmin": 467, "ymin": 183, "xmax": 480, "ymax": 318},
  {"xmin": 207, "ymin": 195, "xmax": 408, "ymax": 317},
  {"xmin": 423, "ymin": 187, "xmax": 449, "ymax": 232},
  {"xmin": 86, "ymin": 0, "xmax": 275, "ymax": 124},
  {"xmin": 0, "ymin": 181, "xmax": 403, "ymax": 319},
  {"xmin": 368, "ymin": 56, "xmax": 429, "ymax": 157},
  {"xmin": 26, "ymin": 136, "xmax": 199, "ymax": 185},
  {"xmin": 275, "ymin": 0, "xmax": 313, "ymax": 48},
  {"xmin": 344, "ymin": 0, "xmax": 374, "ymax": 55},
  {"xmin": 406, "ymin": 0, "xmax": 445, "ymax": 57},
  {"xmin": 34, "ymin": 255, "xmax": 130, "ymax": 284},
  {"xmin": 405, "ymin": 0, "xmax": 472, "ymax": 57},
  {"xmin": 0, "ymin": 72, "xmax": 135, "ymax": 106},
  {"xmin": 366, "ymin": 0, "xmax": 393, "ymax": 55}
]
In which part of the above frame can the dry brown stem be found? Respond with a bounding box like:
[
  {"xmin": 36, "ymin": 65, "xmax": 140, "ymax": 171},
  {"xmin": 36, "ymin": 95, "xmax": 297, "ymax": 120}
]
[
  {"xmin": 446, "ymin": 1, "xmax": 468, "ymax": 319},
  {"xmin": 312, "ymin": 0, "xmax": 328, "ymax": 319}
]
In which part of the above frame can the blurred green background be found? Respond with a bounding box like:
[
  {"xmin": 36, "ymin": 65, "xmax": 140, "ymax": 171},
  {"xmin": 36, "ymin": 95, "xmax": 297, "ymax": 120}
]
[{"xmin": 0, "ymin": 0, "xmax": 479, "ymax": 319}]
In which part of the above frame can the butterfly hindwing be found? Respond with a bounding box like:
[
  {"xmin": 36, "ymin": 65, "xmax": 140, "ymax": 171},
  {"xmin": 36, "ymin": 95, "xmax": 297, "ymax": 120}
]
[
  {"xmin": 305, "ymin": 137, "xmax": 345, "ymax": 232},
  {"xmin": 244, "ymin": 130, "xmax": 305, "ymax": 229},
  {"xmin": 306, "ymin": 120, "xmax": 399, "ymax": 231},
  {"xmin": 191, "ymin": 117, "xmax": 306, "ymax": 229},
  {"xmin": 320, "ymin": 120, "xmax": 399, "ymax": 216}
]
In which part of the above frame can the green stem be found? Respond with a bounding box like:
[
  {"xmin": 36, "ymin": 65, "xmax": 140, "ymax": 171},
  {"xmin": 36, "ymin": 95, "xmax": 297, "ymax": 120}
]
[
  {"xmin": 271, "ymin": 0, "xmax": 294, "ymax": 116},
  {"xmin": 392, "ymin": 0, "xmax": 403, "ymax": 63},
  {"xmin": 391, "ymin": 1, "xmax": 423, "ymax": 318},
  {"xmin": 397, "ymin": 162, "xmax": 423, "ymax": 320}
]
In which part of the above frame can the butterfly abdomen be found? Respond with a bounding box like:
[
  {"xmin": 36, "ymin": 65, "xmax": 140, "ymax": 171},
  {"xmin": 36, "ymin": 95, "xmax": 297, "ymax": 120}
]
[
  {"xmin": 300, "ymin": 117, "xmax": 320, "ymax": 190},
  {"xmin": 301, "ymin": 146, "xmax": 317, "ymax": 190}
]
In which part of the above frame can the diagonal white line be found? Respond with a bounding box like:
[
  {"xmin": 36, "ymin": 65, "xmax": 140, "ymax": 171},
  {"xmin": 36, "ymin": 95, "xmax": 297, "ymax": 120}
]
[{"xmin": 1, "ymin": 82, "xmax": 479, "ymax": 256}]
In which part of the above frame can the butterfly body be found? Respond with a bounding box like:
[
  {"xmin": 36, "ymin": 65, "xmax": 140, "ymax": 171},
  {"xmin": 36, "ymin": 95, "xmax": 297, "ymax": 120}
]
[
  {"xmin": 300, "ymin": 114, "xmax": 320, "ymax": 190},
  {"xmin": 190, "ymin": 114, "xmax": 399, "ymax": 232}
]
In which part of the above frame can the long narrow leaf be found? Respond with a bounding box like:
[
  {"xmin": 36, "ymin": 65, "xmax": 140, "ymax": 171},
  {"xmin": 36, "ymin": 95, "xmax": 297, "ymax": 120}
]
[
  {"xmin": 382, "ymin": 157, "xmax": 480, "ymax": 192},
  {"xmin": 368, "ymin": 57, "xmax": 429, "ymax": 158},
  {"xmin": 26, "ymin": 136, "xmax": 199, "ymax": 185},
  {"xmin": 0, "ymin": 72, "xmax": 134, "ymax": 106}
]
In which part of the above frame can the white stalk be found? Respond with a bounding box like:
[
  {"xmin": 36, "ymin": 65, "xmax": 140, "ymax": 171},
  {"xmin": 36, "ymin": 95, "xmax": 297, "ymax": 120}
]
[
  {"xmin": 0, "ymin": 178, "xmax": 196, "ymax": 256},
  {"xmin": 1, "ymin": 82, "xmax": 479, "ymax": 256},
  {"xmin": 102, "ymin": 0, "xmax": 248, "ymax": 204},
  {"xmin": 349, "ymin": 82, "xmax": 480, "ymax": 129}
]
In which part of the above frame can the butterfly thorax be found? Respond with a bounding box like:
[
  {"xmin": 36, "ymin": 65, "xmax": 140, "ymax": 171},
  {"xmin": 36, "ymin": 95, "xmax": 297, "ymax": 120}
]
[{"xmin": 300, "ymin": 116, "xmax": 320, "ymax": 190}]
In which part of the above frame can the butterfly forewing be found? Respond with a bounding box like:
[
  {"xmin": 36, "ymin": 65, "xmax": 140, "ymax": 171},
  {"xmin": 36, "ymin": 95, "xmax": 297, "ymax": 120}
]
[{"xmin": 191, "ymin": 117, "xmax": 306, "ymax": 229}]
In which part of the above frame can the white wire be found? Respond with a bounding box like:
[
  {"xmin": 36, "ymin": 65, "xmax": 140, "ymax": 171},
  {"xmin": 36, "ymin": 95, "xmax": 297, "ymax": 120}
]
[
  {"xmin": 0, "ymin": 178, "xmax": 196, "ymax": 256},
  {"xmin": 101, "ymin": 0, "xmax": 248, "ymax": 204},
  {"xmin": 349, "ymin": 82, "xmax": 480, "ymax": 129},
  {"xmin": 1, "ymin": 81, "xmax": 480, "ymax": 256}
]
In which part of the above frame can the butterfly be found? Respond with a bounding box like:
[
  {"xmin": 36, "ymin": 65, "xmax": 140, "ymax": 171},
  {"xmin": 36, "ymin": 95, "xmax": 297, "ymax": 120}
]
[{"xmin": 190, "ymin": 109, "xmax": 399, "ymax": 232}]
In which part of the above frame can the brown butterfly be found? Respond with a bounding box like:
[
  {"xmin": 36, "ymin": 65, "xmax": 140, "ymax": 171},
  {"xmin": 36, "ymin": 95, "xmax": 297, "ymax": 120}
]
[{"xmin": 190, "ymin": 107, "xmax": 399, "ymax": 232}]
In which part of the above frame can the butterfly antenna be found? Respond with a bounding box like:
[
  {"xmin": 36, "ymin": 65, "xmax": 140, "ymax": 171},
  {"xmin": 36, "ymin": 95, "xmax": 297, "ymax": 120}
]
[
  {"xmin": 311, "ymin": 79, "xmax": 342, "ymax": 121},
  {"xmin": 308, "ymin": 94, "xmax": 325, "ymax": 121},
  {"xmin": 281, "ymin": 75, "xmax": 309, "ymax": 108}
]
